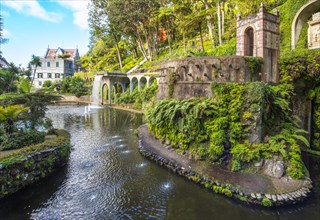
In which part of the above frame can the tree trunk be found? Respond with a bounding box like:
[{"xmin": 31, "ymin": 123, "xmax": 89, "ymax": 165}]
[
  {"xmin": 203, "ymin": 0, "xmax": 215, "ymax": 48},
  {"xmin": 221, "ymin": 1, "xmax": 225, "ymax": 36},
  {"xmin": 183, "ymin": 32, "xmax": 187, "ymax": 54},
  {"xmin": 142, "ymin": 24, "xmax": 152, "ymax": 60},
  {"xmin": 216, "ymin": 0, "xmax": 223, "ymax": 45},
  {"xmin": 30, "ymin": 68, "xmax": 36, "ymax": 92},
  {"xmin": 113, "ymin": 33, "xmax": 123, "ymax": 71},
  {"xmin": 136, "ymin": 31, "xmax": 148, "ymax": 60},
  {"xmin": 166, "ymin": 23, "xmax": 172, "ymax": 55},
  {"xmin": 199, "ymin": 22, "xmax": 205, "ymax": 52}
]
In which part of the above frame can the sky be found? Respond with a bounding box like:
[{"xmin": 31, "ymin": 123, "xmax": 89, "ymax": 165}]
[{"xmin": 1, "ymin": 0, "xmax": 92, "ymax": 68}]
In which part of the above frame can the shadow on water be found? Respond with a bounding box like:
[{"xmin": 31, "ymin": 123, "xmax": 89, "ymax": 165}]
[{"xmin": 0, "ymin": 104, "xmax": 319, "ymax": 220}]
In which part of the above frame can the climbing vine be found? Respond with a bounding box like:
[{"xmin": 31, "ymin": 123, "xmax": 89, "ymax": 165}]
[
  {"xmin": 244, "ymin": 56, "xmax": 263, "ymax": 76},
  {"xmin": 168, "ymin": 70, "xmax": 176, "ymax": 98}
]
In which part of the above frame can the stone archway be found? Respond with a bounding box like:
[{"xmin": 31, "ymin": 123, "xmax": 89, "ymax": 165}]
[
  {"xmin": 148, "ymin": 76, "xmax": 157, "ymax": 86},
  {"xmin": 112, "ymin": 82, "xmax": 125, "ymax": 103},
  {"xmin": 129, "ymin": 77, "xmax": 138, "ymax": 94},
  {"xmin": 140, "ymin": 76, "xmax": 147, "ymax": 90},
  {"xmin": 292, "ymin": 0, "xmax": 320, "ymax": 49},
  {"xmin": 244, "ymin": 27, "xmax": 254, "ymax": 56},
  {"xmin": 101, "ymin": 83, "xmax": 109, "ymax": 105}
]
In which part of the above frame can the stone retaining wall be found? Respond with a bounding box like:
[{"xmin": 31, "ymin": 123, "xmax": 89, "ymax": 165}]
[
  {"xmin": 157, "ymin": 56, "xmax": 260, "ymax": 99},
  {"xmin": 0, "ymin": 140, "xmax": 70, "ymax": 199},
  {"xmin": 138, "ymin": 134, "xmax": 312, "ymax": 207},
  {"xmin": 59, "ymin": 95, "xmax": 91, "ymax": 103}
]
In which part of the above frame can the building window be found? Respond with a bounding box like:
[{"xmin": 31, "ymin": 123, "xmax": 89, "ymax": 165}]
[
  {"xmin": 48, "ymin": 73, "xmax": 52, "ymax": 78},
  {"xmin": 39, "ymin": 81, "xmax": 42, "ymax": 86},
  {"xmin": 55, "ymin": 73, "xmax": 60, "ymax": 78},
  {"xmin": 69, "ymin": 63, "xmax": 72, "ymax": 69},
  {"xmin": 56, "ymin": 62, "xmax": 59, "ymax": 67},
  {"xmin": 38, "ymin": 73, "xmax": 43, "ymax": 78},
  {"xmin": 47, "ymin": 62, "xmax": 51, "ymax": 67}
]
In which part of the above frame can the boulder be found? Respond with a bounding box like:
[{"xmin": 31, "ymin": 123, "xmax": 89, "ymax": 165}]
[{"xmin": 263, "ymin": 157, "xmax": 285, "ymax": 178}]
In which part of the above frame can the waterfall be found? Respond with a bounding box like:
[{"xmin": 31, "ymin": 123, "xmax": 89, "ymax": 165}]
[{"xmin": 92, "ymin": 75, "xmax": 103, "ymax": 105}]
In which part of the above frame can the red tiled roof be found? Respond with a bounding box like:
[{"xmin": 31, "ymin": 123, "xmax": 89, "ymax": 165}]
[{"xmin": 45, "ymin": 48, "xmax": 78, "ymax": 59}]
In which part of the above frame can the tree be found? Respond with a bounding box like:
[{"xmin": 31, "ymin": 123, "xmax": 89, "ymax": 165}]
[
  {"xmin": 1, "ymin": 92, "xmax": 61, "ymax": 129},
  {"xmin": 29, "ymin": 55, "xmax": 41, "ymax": 92},
  {"xmin": 0, "ymin": 14, "xmax": 9, "ymax": 51},
  {"xmin": 0, "ymin": 105, "xmax": 29, "ymax": 135},
  {"xmin": 18, "ymin": 78, "xmax": 32, "ymax": 94},
  {"xmin": 70, "ymin": 77, "xmax": 87, "ymax": 97},
  {"xmin": 0, "ymin": 63, "xmax": 19, "ymax": 94}
]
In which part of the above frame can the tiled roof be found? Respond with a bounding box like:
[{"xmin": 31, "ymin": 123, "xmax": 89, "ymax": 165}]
[{"xmin": 45, "ymin": 47, "xmax": 79, "ymax": 59}]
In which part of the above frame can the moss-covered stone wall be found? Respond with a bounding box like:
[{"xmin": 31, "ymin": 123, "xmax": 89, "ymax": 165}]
[{"xmin": 0, "ymin": 130, "xmax": 71, "ymax": 199}]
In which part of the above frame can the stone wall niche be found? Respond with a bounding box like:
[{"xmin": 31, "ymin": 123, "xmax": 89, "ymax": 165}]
[
  {"xmin": 308, "ymin": 12, "xmax": 320, "ymax": 50},
  {"xmin": 236, "ymin": 3, "xmax": 280, "ymax": 83}
]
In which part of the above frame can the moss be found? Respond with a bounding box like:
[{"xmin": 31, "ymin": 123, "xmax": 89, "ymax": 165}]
[
  {"xmin": 213, "ymin": 185, "xmax": 233, "ymax": 197},
  {"xmin": 0, "ymin": 129, "xmax": 70, "ymax": 167},
  {"xmin": 168, "ymin": 71, "xmax": 176, "ymax": 98},
  {"xmin": 189, "ymin": 175, "xmax": 201, "ymax": 183},
  {"xmin": 262, "ymin": 197, "xmax": 272, "ymax": 207},
  {"xmin": 0, "ymin": 129, "xmax": 71, "ymax": 199}
]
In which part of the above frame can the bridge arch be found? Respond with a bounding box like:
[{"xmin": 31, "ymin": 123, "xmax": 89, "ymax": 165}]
[
  {"xmin": 292, "ymin": 0, "xmax": 320, "ymax": 49},
  {"xmin": 139, "ymin": 76, "xmax": 147, "ymax": 90},
  {"xmin": 129, "ymin": 77, "xmax": 139, "ymax": 94},
  {"xmin": 92, "ymin": 72, "xmax": 159, "ymax": 105},
  {"xmin": 148, "ymin": 76, "xmax": 157, "ymax": 86},
  {"xmin": 101, "ymin": 83, "xmax": 110, "ymax": 105}
]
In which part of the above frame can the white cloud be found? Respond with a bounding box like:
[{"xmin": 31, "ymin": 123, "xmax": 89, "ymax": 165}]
[
  {"xmin": 2, "ymin": 0, "xmax": 62, "ymax": 23},
  {"xmin": 3, "ymin": 29, "xmax": 12, "ymax": 37},
  {"xmin": 55, "ymin": 0, "xmax": 91, "ymax": 30},
  {"xmin": 1, "ymin": 10, "xmax": 10, "ymax": 17}
]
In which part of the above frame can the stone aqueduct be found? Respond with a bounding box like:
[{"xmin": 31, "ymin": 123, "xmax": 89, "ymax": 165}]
[{"xmin": 94, "ymin": 72, "xmax": 159, "ymax": 105}]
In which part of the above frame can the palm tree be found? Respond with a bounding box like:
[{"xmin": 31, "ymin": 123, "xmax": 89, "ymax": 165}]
[{"xmin": 29, "ymin": 54, "xmax": 41, "ymax": 92}]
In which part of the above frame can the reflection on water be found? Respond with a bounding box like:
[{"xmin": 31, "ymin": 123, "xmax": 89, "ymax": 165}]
[{"xmin": 0, "ymin": 105, "xmax": 319, "ymax": 220}]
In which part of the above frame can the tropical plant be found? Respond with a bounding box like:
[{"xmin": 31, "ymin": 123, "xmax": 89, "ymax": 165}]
[
  {"xmin": 0, "ymin": 105, "xmax": 29, "ymax": 134},
  {"xmin": 1, "ymin": 91, "xmax": 61, "ymax": 129}
]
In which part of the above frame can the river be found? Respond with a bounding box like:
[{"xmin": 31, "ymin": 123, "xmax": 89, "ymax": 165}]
[{"xmin": 0, "ymin": 105, "xmax": 319, "ymax": 220}]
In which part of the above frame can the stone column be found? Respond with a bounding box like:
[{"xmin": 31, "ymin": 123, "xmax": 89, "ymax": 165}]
[
  {"xmin": 108, "ymin": 80, "xmax": 112, "ymax": 105},
  {"xmin": 130, "ymin": 78, "xmax": 134, "ymax": 95},
  {"xmin": 138, "ymin": 77, "xmax": 141, "ymax": 91}
]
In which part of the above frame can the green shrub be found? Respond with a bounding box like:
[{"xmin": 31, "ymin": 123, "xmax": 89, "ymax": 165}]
[
  {"xmin": 146, "ymin": 82, "xmax": 308, "ymax": 178},
  {"xmin": 231, "ymin": 159, "xmax": 241, "ymax": 172},
  {"xmin": 262, "ymin": 198, "xmax": 272, "ymax": 207},
  {"xmin": 0, "ymin": 129, "xmax": 70, "ymax": 167},
  {"xmin": 1, "ymin": 131, "xmax": 46, "ymax": 151}
]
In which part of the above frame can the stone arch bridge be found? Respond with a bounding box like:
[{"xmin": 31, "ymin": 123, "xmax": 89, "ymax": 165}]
[{"xmin": 92, "ymin": 72, "xmax": 159, "ymax": 105}]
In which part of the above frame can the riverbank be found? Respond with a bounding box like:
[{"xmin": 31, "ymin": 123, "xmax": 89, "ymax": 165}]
[
  {"xmin": 138, "ymin": 124, "xmax": 312, "ymax": 207},
  {"xmin": 0, "ymin": 129, "xmax": 71, "ymax": 200}
]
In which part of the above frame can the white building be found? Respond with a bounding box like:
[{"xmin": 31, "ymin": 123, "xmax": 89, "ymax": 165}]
[{"xmin": 33, "ymin": 47, "xmax": 80, "ymax": 88}]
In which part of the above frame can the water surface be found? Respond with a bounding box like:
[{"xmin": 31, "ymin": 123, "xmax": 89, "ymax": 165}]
[{"xmin": 0, "ymin": 105, "xmax": 319, "ymax": 220}]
